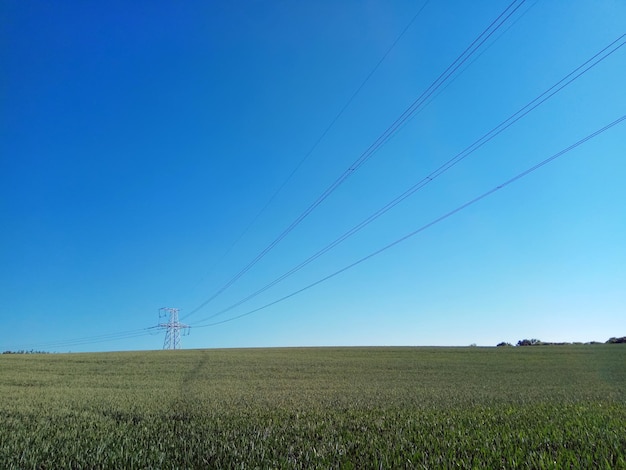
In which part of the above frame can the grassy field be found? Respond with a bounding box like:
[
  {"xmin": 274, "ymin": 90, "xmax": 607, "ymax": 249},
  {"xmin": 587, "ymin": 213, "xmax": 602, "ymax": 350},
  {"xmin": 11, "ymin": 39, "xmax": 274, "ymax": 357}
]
[{"xmin": 1, "ymin": 345, "xmax": 625, "ymax": 468}]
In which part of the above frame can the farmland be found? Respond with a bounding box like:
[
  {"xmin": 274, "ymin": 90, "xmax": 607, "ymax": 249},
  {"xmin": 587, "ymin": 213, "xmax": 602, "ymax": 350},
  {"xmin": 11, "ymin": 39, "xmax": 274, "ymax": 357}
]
[{"xmin": 1, "ymin": 346, "xmax": 625, "ymax": 468}]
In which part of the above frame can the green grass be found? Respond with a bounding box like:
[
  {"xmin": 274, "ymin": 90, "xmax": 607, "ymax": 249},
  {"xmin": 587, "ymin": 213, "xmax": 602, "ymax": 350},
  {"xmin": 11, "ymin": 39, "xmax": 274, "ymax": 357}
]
[{"xmin": 1, "ymin": 346, "xmax": 625, "ymax": 468}]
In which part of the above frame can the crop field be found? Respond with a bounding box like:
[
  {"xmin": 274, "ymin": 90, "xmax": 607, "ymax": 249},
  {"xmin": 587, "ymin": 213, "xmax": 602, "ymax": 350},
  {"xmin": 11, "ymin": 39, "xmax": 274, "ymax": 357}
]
[{"xmin": 1, "ymin": 345, "xmax": 625, "ymax": 468}]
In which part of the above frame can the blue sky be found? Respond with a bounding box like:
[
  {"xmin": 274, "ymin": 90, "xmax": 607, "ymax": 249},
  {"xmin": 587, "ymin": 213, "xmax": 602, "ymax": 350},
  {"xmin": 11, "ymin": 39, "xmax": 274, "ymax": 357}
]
[{"xmin": 2, "ymin": 1, "xmax": 624, "ymax": 352}]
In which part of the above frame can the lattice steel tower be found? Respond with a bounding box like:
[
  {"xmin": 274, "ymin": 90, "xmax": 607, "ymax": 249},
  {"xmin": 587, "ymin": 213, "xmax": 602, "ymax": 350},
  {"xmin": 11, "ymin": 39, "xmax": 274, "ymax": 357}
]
[{"xmin": 158, "ymin": 307, "xmax": 189, "ymax": 350}]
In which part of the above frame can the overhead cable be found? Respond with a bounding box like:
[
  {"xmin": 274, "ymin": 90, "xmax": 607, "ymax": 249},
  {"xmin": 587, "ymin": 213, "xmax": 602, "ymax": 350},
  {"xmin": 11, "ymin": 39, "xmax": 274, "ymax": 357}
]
[
  {"xmin": 4, "ymin": 327, "xmax": 159, "ymax": 352},
  {"xmin": 184, "ymin": 0, "xmax": 528, "ymax": 319},
  {"xmin": 188, "ymin": 34, "xmax": 625, "ymax": 325},
  {"xmin": 201, "ymin": 1, "xmax": 432, "ymax": 276},
  {"xmin": 190, "ymin": 114, "xmax": 626, "ymax": 329},
  {"xmin": 181, "ymin": 2, "xmax": 430, "ymax": 317}
]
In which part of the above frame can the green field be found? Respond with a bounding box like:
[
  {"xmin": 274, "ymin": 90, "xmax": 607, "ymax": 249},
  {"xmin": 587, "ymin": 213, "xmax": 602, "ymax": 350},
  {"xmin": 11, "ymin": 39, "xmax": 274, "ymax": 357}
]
[{"xmin": 1, "ymin": 346, "xmax": 625, "ymax": 468}]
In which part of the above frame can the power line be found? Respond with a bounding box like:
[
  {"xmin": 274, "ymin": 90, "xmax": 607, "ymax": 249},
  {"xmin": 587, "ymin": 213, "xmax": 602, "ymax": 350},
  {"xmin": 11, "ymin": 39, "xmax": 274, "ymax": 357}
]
[
  {"xmin": 394, "ymin": 0, "xmax": 540, "ymax": 136},
  {"xmin": 188, "ymin": 34, "xmax": 625, "ymax": 326},
  {"xmin": 4, "ymin": 327, "xmax": 159, "ymax": 352},
  {"xmin": 4, "ymin": 1, "xmax": 521, "ymax": 351},
  {"xmin": 190, "ymin": 114, "xmax": 626, "ymax": 329},
  {"xmin": 184, "ymin": 0, "xmax": 527, "ymax": 320},
  {"xmin": 182, "ymin": 1, "xmax": 431, "ymax": 302}
]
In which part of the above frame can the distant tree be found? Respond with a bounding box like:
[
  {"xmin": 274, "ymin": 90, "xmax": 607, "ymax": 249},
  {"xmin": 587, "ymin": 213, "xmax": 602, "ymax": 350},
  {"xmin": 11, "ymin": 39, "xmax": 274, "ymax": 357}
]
[
  {"xmin": 516, "ymin": 339, "xmax": 541, "ymax": 347},
  {"xmin": 606, "ymin": 336, "xmax": 626, "ymax": 344},
  {"xmin": 496, "ymin": 342, "xmax": 513, "ymax": 347}
]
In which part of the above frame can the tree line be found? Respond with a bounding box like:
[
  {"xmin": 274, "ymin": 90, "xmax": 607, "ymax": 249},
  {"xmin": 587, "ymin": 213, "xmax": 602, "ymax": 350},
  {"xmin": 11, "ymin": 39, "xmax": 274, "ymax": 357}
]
[
  {"xmin": 496, "ymin": 336, "xmax": 626, "ymax": 347},
  {"xmin": 2, "ymin": 349, "xmax": 50, "ymax": 355}
]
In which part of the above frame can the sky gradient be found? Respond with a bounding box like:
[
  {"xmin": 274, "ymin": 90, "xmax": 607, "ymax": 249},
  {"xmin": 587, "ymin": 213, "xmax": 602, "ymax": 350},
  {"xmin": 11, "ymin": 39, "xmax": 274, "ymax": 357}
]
[{"xmin": 2, "ymin": 0, "xmax": 625, "ymax": 352}]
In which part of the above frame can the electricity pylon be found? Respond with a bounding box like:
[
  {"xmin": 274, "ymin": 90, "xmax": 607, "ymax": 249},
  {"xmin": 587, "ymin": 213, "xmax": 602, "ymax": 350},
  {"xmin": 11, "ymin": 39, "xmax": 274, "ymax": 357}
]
[{"xmin": 158, "ymin": 307, "xmax": 189, "ymax": 350}]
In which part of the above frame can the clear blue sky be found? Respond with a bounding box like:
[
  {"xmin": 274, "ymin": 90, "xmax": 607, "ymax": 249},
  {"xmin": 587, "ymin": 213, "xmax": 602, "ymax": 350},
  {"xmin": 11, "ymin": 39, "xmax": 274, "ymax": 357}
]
[{"xmin": 2, "ymin": 1, "xmax": 624, "ymax": 352}]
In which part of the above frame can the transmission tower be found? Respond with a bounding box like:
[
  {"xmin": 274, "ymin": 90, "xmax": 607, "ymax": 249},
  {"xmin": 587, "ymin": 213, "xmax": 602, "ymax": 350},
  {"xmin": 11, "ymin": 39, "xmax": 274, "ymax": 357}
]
[{"xmin": 158, "ymin": 307, "xmax": 189, "ymax": 350}]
